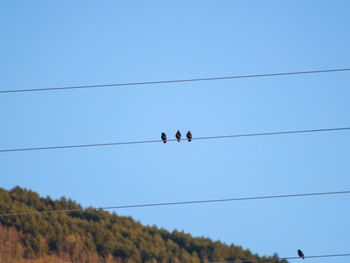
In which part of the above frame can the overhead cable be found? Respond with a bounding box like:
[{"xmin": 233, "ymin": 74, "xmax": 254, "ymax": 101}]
[
  {"xmin": 208, "ymin": 253, "xmax": 350, "ymax": 262},
  {"xmin": 1, "ymin": 68, "xmax": 349, "ymax": 94},
  {"xmin": 0, "ymin": 127, "xmax": 349, "ymax": 153},
  {"xmin": 1, "ymin": 190, "xmax": 349, "ymax": 217}
]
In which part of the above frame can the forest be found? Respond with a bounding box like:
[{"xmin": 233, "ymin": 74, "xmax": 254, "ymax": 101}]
[{"xmin": 0, "ymin": 187, "xmax": 286, "ymax": 263}]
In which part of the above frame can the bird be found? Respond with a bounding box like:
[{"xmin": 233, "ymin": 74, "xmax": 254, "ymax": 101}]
[
  {"xmin": 161, "ymin": 133, "xmax": 167, "ymax": 143},
  {"xmin": 186, "ymin": 131, "xmax": 192, "ymax": 142},
  {"xmin": 298, "ymin": 249, "xmax": 304, "ymax": 259},
  {"xmin": 175, "ymin": 130, "xmax": 181, "ymax": 142}
]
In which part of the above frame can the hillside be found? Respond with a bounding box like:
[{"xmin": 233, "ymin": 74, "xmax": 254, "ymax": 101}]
[{"xmin": 0, "ymin": 187, "xmax": 285, "ymax": 263}]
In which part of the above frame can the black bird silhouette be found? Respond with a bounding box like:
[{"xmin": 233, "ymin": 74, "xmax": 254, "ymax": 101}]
[
  {"xmin": 175, "ymin": 130, "xmax": 181, "ymax": 142},
  {"xmin": 298, "ymin": 250, "xmax": 305, "ymax": 259},
  {"xmin": 186, "ymin": 131, "xmax": 192, "ymax": 142},
  {"xmin": 161, "ymin": 133, "xmax": 167, "ymax": 143}
]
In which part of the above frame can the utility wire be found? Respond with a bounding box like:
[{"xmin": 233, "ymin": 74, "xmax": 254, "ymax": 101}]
[
  {"xmin": 208, "ymin": 253, "xmax": 350, "ymax": 262},
  {"xmin": 1, "ymin": 190, "xmax": 349, "ymax": 217},
  {"xmin": 0, "ymin": 127, "xmax": 349, "ymax": 153},
  {"xmin": 1, "ymin": 68, "xmax": 349, "ymax": 94}
]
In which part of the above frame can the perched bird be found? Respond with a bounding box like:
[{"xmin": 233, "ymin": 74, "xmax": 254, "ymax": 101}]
[
  {"xmin": 186, "ymin": 131, "xmax": 192, "ymax": 142},
  {"xmin": 161, "ymin": 133, "xmax": 167, "ymax": 143},
  {"xmin": 175, "ymin": 130, "xmax": 181, "ymax": 142},
  {"xmin": 298, "ymin": 250, "xmax": 305, "ymax": 259}
]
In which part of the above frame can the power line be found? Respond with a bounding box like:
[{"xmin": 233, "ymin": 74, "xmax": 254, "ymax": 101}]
[
  {"xmin": 208, "ymin": 253, "xmax": 350, "ymax": 262},
  {"xmin": 1, "ymin": 68, "xmax": 349, "ymax": 94},
  {"xmin": 0, "ymin": 127, "xmax": 349, "ymax": 153},
  {"xmin": 1, "ymin": 190, "xmax": 349, "ymax": 217}
]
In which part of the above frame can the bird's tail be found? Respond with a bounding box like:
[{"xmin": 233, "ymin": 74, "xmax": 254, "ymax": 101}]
[{"xmin": 163, "ymin": 141, "xmax": 166, "ymax": 143}]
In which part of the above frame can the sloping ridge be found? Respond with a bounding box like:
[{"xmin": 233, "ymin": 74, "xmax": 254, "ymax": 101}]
[{"xmin": 0, "ymin": 187, "xmax": 285, "ymax": 263}]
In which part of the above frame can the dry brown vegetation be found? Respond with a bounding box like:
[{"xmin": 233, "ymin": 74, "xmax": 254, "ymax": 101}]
[{"xmin": 0, "ymin": 187, "xmax": 285, "ymax": 263}]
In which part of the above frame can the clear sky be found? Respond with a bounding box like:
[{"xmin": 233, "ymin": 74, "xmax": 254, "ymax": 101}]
[{"xmin": 1, "ymin": 1, "xmax": 350, "ymax": 262}]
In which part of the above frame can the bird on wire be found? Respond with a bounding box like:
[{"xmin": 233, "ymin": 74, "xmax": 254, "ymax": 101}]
[
  {"xmin": 176, "ymin": 130, "xmax": 181, "ymax": 142},
  {"xmin": 161, "ymin": 133, "xmax": 167, "ymax": 143},
  {"xmin": 186, "ymin": 131, "xmax": 192, "ymax": 142},
  {"xmin": 298, "ymin": 250, "xmax": 305, "ymax": 259}
]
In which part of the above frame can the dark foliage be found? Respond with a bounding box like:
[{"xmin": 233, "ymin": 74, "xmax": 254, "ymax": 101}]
[{"xmin": 0, "ymin": 187, "xmax": 286, "ymax": 263}]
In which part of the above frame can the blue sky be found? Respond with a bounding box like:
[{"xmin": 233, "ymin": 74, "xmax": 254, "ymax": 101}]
[{"xmin": 1, "ymin": 1, "xmax": 350, "ymax": 262}]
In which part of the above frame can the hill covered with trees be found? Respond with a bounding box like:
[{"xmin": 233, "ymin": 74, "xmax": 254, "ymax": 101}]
[{"xmin": 0, "ymin": 187, "xmax": 286, "ymax": 263}]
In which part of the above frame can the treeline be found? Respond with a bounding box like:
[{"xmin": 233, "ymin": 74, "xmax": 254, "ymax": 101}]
[{"xmin": 0, "ymin": 187, "xmax": 286, "ymax": 263}]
